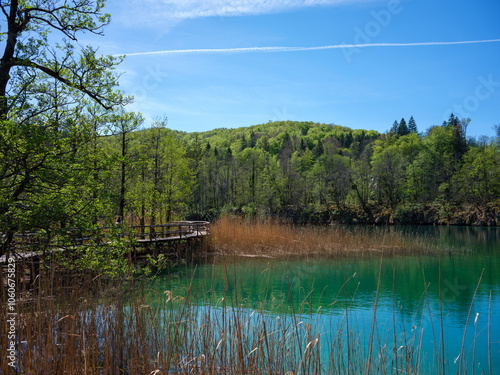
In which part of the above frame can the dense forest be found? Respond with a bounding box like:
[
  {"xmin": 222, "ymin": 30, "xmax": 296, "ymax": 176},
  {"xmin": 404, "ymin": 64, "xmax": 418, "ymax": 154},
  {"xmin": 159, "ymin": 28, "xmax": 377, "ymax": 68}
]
[
  {"xmin": 5, "ymin": 111, "xmax": 499, "ymax": 251},
  {"xmin": 1, "ymin": 1, "xmax": 500, "ymax": 257},
  {"xmin": 177, "ymin": 116, "xmax": 500, "ymax": 225}
]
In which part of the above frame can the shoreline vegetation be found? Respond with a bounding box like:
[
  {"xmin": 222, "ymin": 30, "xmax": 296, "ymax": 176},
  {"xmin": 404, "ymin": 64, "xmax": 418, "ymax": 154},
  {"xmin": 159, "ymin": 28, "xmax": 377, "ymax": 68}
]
[
  {"xmin": 0, "ymin": 252, "xmax": 492, "ymax": 374},
  {"xmin": 4, "ymin": 117, "xmax": 500, "ymax": 258},
  {"xmin": 179, "ymin": 118, "xmax": 500, "ymax": 228},
  {"xmin": 210, "ymin": 216, "xmax": 461, "ymax": 258},
  {"xmin": 212, "ymin": 201, "xmax": 500, "ymax": 227}
]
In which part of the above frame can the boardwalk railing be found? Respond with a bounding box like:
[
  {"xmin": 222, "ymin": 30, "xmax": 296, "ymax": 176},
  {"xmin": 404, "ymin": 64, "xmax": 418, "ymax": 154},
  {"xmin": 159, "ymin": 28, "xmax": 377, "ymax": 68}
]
[
  {"xmin": 99, "ymin": 221, "xmax": 210, "ymax": 243},
  {"xmin": 1, "ymin": 221, "xmax": 210, "ymax": 262},
  {"xmin": 72, "ymin": 221, "xmax": 211, "ymax": 245}
]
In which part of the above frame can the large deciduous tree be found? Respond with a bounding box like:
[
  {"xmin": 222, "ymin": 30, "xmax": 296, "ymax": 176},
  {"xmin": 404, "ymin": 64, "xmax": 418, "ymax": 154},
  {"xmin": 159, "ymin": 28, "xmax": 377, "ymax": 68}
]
[
  {"xmin": 0, "ymin": 0, "xmax": 127, "ymax": 256},
  {"xmin": 0, "ymin": 86, "xmax": 94, "ymax": 253}
]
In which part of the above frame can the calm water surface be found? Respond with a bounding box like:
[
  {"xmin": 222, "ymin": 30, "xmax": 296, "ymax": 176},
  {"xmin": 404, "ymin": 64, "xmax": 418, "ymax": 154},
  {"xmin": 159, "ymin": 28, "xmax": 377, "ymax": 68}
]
[{"xmin": 156, "ymin": 226, "xmax": 500, "ymax": 373}]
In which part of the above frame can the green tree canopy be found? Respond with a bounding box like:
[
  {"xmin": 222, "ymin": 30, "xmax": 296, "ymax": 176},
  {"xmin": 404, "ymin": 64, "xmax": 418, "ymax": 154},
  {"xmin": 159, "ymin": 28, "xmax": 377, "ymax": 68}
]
[
  {"xmin": 0, "ymin": 0, "xmax": 128, "ymax": 256},
  {"xmin": 0, "ymin": 0, "xmax": 128, "ymax": 119}
]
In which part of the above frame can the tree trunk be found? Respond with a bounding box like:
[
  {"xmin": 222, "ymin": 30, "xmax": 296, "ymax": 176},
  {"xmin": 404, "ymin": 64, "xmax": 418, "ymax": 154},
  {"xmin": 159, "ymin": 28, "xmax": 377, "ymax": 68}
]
[
  {"xmin": 0, "ymin": 1, "xmax": 20, "ymax": 117},
  {"xmin": 119, "ymin": 131, "xmax": 126, "ymax": 219},
  {"xmin": 0, "ymin": 231, "xmax": 14, "ymax": 258}
]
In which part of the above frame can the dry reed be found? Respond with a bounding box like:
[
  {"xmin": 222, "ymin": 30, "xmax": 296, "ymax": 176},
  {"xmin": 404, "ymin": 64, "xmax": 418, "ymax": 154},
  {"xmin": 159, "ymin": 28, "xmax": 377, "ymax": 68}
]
[
  {"xmin": 210, "ymin": 216, "xmax": 450, "ymax": 258},
  {"xmin": 0, "ymin": 267, "xmax": 401, "ymax": 374}
]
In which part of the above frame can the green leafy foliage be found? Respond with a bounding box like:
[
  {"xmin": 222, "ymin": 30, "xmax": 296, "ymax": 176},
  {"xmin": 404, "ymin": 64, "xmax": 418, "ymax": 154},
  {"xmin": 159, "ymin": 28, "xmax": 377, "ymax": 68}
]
[
  {"xmin": 0, "ymin": 0, "xmax": 128, "ymax": 118},
  {"xmin": 0, "ymin": 0, "xmax": 128, "ymax": 257},
  {"xmin": 73, "ymin": 238, "xmax": 132, "ymax": 277},
  {"xmin": 173, "ymin": 119, "xmax": 499, "ymax": 222}
]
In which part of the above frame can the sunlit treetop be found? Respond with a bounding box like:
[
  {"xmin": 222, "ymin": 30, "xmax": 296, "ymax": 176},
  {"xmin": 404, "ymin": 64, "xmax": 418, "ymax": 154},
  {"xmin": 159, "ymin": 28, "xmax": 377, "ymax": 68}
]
[{"xmin": 0, "ymin": 0, "xmax": 129, "ymax": 119}]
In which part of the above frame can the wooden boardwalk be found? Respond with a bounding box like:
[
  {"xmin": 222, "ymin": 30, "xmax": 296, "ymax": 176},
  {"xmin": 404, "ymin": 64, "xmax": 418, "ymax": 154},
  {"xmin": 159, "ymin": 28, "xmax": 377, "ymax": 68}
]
[
  {"xmin": 0, "ymin": 221, "xmax": 210, "ymax": 263},
  {"xmin": 129, "ymin": 221, "xmax": 210, "ymax": 243}
]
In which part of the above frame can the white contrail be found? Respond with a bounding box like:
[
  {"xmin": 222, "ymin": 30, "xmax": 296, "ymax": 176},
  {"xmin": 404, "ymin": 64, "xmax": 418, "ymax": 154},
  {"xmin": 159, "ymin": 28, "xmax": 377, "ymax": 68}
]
[{"xmin": 117, "ymin": 39, "xmax": 500, "ymax": 57}]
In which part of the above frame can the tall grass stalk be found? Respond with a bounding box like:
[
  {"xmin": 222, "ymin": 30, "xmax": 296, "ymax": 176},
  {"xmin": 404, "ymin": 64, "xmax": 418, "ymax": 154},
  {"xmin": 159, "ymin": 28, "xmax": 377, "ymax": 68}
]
[
  {"xmin": 392, "ymin": 267, "xmax": 399, "ymax": 375},
  {"xmin": 439, "ymin": 257, "xmax": 446, "ymax": 375},
  {"xmin": 488, "ymin": 290, "xmax": 492, "ymax": 375},
  {"xmin": 459, "ymin": 268, "xmax": 484, "ymax": 375},
  {"xmin": 365, "ymin": 255, "xmax": 383, "ymax": 375}
]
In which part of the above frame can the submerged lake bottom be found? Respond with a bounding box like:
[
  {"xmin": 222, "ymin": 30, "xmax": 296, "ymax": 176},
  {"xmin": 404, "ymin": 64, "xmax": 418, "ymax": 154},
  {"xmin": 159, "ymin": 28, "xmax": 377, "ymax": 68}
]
[{"xmin": 150, "ymin": 226, "xmax": 500, "ymax": 374}]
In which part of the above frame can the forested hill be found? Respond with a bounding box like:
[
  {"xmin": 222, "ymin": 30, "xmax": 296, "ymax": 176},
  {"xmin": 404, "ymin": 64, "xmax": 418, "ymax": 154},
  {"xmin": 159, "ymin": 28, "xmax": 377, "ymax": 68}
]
[
  {"xmin": 171, "ymin": 117, "xmax": 500, "ymax": 225},
  {"xmin": 177, "ymin": 121, "xmax": 380, "ymax": 156},
  {"xmin": 176, "ymin": 120, "xmax": 378, "ymax": 218}
]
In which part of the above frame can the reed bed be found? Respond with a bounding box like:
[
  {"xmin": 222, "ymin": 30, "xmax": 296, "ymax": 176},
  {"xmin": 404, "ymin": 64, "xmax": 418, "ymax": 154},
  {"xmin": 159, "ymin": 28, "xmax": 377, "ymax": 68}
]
[
  {"xmin": 1, "ymin": 258, "xmax": 491, "ymax": 375},
  {"xmin": 210, "ymin": 216, "xmax": 451, "ymax": 258}
]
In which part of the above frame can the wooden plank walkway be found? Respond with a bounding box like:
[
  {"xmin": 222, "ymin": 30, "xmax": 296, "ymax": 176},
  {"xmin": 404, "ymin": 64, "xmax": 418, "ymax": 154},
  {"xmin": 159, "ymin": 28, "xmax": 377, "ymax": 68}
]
[
  {"xmin": 1, "ymin": 221, "xmax": 210, "ymax": 263},
  {"xmin": 136, "ymin": 230, "xmax": 209, "ymax": 243}
]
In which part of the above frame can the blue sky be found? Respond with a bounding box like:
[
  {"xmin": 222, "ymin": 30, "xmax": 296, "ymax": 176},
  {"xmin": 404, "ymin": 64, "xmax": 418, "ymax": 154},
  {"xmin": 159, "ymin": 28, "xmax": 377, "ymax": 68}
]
[{"xmin": 85, "ymin": 0, "xmax": 500, "ymax": 137}]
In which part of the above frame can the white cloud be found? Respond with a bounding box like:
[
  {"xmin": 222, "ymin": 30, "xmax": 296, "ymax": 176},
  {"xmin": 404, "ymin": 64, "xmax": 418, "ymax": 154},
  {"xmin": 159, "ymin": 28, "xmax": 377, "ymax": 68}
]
[
  {"xmin": 159, "ymin": 0, "xmax": 355, "ymax": 18},
  {"xmin": 117, "ymin": 0, "xmax": 375, "ymax": 28}
]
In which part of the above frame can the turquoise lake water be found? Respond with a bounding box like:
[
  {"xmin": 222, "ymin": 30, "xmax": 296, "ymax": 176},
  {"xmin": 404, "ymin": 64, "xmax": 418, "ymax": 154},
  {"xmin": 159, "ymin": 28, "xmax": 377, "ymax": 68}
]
[{"xmin": 153, "ymin": 226, "xmax": 500, "ymax": 373}]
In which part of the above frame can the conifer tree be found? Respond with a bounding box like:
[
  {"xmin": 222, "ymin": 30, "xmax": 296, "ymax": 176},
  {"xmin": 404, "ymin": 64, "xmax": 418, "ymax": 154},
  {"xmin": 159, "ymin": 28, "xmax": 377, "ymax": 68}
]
[
  {"xmin": 391, "ymin": 120, "xmax": 399, "ymax": 134},
  {"xmin": 398, "ymin": 118, "xmax": 409, "ymax": 136},
  {"xmin": 313, "ymin": 140, "xmax": 324, "ymax": 158},
  {"xmin": 249, "ymin": 130, "xmax": 257, "ymax": 148},
  {"xmin": 408, "ymin": 116, "xmax": 418, "ymax": 133},
  {"xmin": 494, "ymin": 124, "xmax": 500, "ymax": 147}
]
